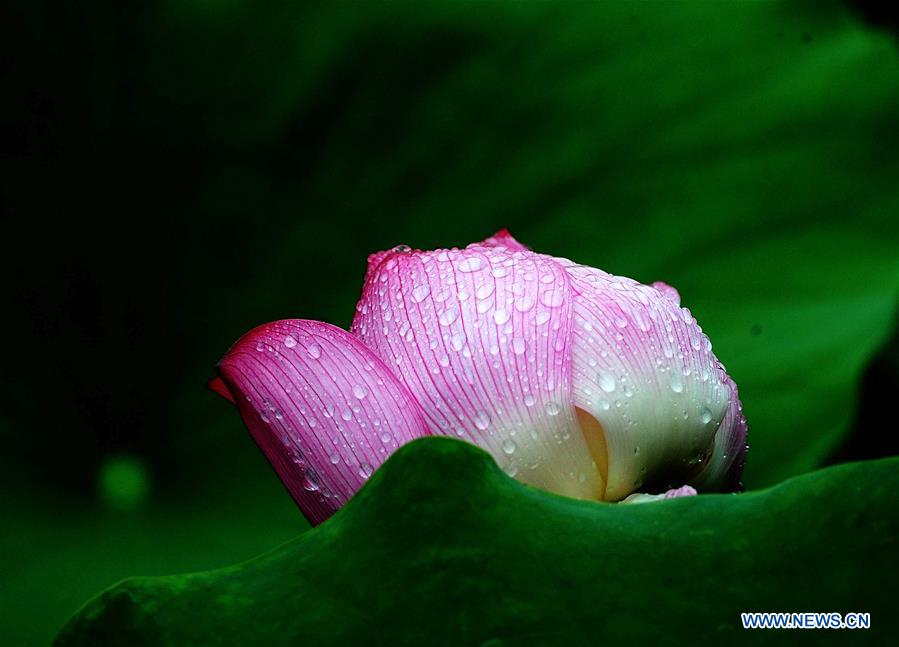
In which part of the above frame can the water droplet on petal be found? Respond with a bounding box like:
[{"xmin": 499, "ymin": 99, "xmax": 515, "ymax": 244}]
[
  {"xmin": 514, "ymin": 295, "xmax": 535, "ymax": 312},
  {"xmin": 494, "ymin": 309, "xmax": 510, "ymax": 325},
  {"xmin": 502, "ymin": 438, "xmax": 516, "ymax": 454},
  {"xmin": 541, "ymin": 288, "xmax": 564, "ymax": 308},
  {"xmin": 512, "ymin": 337, "xmax": 526, "ymax": 355},
  {"xmin": 284, "ymin": 335, "xmax": 297, "ymax": 348},
  {"xmin": 352, "ymin": 384, "xmax": 368, "ymax": 400},
  {"xmin": 439, "ymin": 308, "xmax": 459, "ymax": 326},
  {"xmin": 308, "ymin": 343, "xmax": 322, "ymax": 359},
  {"xmin": 474, "ymin": 411, "xmax": 491, "ymax": 430},
  {"xmin": 302, "ymin": 469, "xmax": 320, "ymax": 491},
  {"xmin": 458, "ymin": 257, "xmax": 483, "ymax": 273},
  {"xmin": 597, "ymin": 370, "xmax": 616, "ymax": 393},
  {"xmin": 545, "ymin": 401, "xmax": 561, "ymax": 416},
  {"xmin": 358, "ymin": 463, "xmax": 373, "ymax": 478},
  {"xmin": 476, "ymin": 283, "xmax": 495, "ymax": 300},
  {"xmin": 701, "ymin": 407, "xmax": 713, "ymax": 424},
  {"xmin": 411, "ymin": 285, "xmax": 431, "ymax": 303},
  {"xmin": 341, "ymin": 408, "xmax": 353, "ymax": 421}
]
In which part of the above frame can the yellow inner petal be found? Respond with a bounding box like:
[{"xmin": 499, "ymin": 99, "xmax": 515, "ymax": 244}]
[{"xmin": 576, "ymin": 407, "xmax": 610, "ymax": 501}]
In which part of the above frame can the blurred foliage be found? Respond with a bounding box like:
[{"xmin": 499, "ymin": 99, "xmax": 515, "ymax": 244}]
[
  {"xmin": 58, "ymin": 438, "xmax": 899, "ymax": 645},
  {"xmin": 1, "ymin": 0, "xmax": 897, "ymax": 643}
]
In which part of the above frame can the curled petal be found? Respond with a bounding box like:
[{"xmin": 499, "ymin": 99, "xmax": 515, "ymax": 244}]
[
  {"xmin": 207, "ymin": 376, "xmax": 235, "ymax": 403},
  {"xmin": 352, "ymin": 244, "xmax": 605, "ymax": 499},
  {"xmin": 218, "ymin": 320, "xmax": 429, "ymax": 525},
  {"xmin": 690, "ymin": 374, "xmax": 748, "ymax": 491},
  {"xmin": 565, "ymin": 266, "xmax": 733, "ymax": 500}
]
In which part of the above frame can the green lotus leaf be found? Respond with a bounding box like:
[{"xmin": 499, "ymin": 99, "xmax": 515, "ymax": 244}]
[{"xmin": 57, "ymin": 437, "xmax": 899, "ymax": 645}]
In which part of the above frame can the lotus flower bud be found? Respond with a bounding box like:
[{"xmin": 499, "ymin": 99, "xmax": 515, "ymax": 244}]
[{"xmin": 215, "ymin": 230, "xmax": 747, "ymax": 524}]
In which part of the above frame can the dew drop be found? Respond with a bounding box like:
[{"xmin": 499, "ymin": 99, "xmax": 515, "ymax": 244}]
[
  {"xmin": 411, "ymin": 285, "xmax": 431, "ymax": 303},
  {"xmin": 476, "ymin": 283, "xmax": 495, "ymax": 300},
  {"xmin": 502, "ymin": 439, "xmax": 517, "ymax": 454},
  {"xmin": 458, "ymin": 257, "xmax": 483, "ymax": 273},
  {"xmin": 597, "ymin": 369, "xmax": 616, "ymax": 393},
  {"xmin": 307, "ymin": 343, "xmax": 322, "ymax": 359},
  {"xmin": 352, "ymin": 384, "xmax": 368, "ymax": 400},
  {"xmin": 439, "ymin": 308, "xmax": 460, "ymax": 326},
  {"xmin": 514, "ymin": 295, "xmax": 535, "ymax": 312},
  {"xmin": 284, "ymin": 335, "xmax": 297, "ymax": 348},
  {"xmin": 494, "ymin": 309, "xmax": 510, "ymax": 325},
  {"xmin": 358, "ymin": 463, "xmax": 373, "ymax": 479},
  {"xmin": 541, "ymin": 288, "xmax": 564, "ymax": 308},
  {"xmin": 302, "ymin": 469, "xmax": 320, "ymax": 492},
  {"xmin": 341, "ymin": 408, "xmax": 353, "ymax": 422},
  {"xmin": 701, "ymin": 407, "xmax": 713, "ymax": 424},
  {"xmin": 635, "ymin": 312, "xmax": 651, "ymax": 332},
  {"xmin": 474, "ymin": 411, "xmax": 491, "ymax": 430},
  {"xmin": 512, "ymin": 337, "xmax": 526, "ymax": 355}
]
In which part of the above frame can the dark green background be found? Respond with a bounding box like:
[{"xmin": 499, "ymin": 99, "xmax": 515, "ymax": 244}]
[{"xmin": 1, "ymin": 0, "xmax": 897, "ymax": 644}]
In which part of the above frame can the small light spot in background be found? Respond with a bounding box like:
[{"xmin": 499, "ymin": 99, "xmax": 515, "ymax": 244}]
[{"xmin": 98, "ymin": 455, "xmax": 150, "ymax": 511}]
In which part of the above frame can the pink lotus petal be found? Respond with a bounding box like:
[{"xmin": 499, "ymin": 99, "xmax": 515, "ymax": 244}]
[
  {"xmin": 621, "ymin": 485, "xmax": 697, "ymax": 504},
  {"xmin": 475, "ymin": 228, "xmax": 530, "ymax": 251},
  {"xmin": 352, "ymin": 244, "xmax": 605, "ymax": 499},
  {"xmin": 207, "ymin": 376, "xmax": 235, "ymax": 403},
  {"xmin": 690, "ymin": 374, "xmax": 748, "ymax": 491},
  {"xmin": 564, "ymin": 265, "xmax": 732, "ymax": 500},
  {"xmin": 217, "ymin": 320, "xmax": 429, "ymax": 525},
  {"xmin": 652, "ymin": 281, "xmax": 681, "ymax": 306}
]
